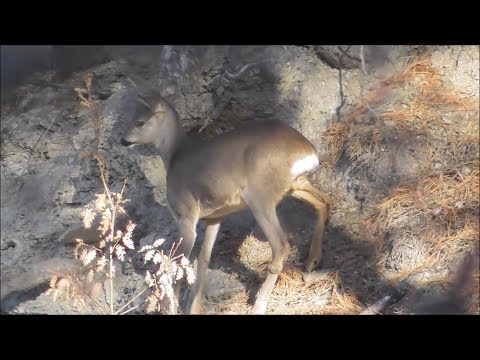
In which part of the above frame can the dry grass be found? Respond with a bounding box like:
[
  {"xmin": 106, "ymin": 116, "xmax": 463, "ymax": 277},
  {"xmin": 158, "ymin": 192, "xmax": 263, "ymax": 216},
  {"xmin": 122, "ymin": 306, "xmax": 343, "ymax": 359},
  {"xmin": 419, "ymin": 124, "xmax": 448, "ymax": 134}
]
[
  {"xmin": 236, "ymin": 234, "xmax": 272, "ymax": 271},
  {"xmin": 370, "ymin": 168, "xmax": 479, "ymax": 234},
  {"xmin": 204, "ymin": 290, "xmax": 251, "ymax": 315},
  {"xmin": 239, "ymin": 51, "xmax": 480, "ymax": 315},
  {"xmin": 367, "ymin": 166, "xmax": 479, "ymax": 286},
  {"xmin": 206, "ymin": 267, "xmax": 364, "ymax": 315},
  {"xmin": 322, "ymin": 52, "xmax": 478, "ymax": 171},
  {"xmin": 267, "ymin": 266, "xmax": 363, "ymax": 315},
  {"xmin": 206, "ymin": 234, "xmax": 365, "ymax": 314},
  {"xmin": 317, "ymin": 50, "xmax": 479, "ymax": 313}
]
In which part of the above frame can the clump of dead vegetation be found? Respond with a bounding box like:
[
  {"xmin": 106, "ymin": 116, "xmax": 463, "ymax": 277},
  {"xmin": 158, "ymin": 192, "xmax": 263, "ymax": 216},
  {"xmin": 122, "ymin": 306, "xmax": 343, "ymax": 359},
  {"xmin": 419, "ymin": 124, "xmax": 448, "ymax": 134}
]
[
  {"xmin": 45, "ymin": 74, "xmax": 194, "ymax": 314},
  {"xmin": 370, "ymin": 168, "xmax": 479, "ymax": 240},
  {"xmin": 319, "ymin": 50, "xmax": 479, "ymax": 314},
  {"xmin": 323, "ymin": 53, "xmax": 478, "ymax": 175},
  {"xmin": 139, "ymin": 238, "xmax": 196, "ymax": 313},
  {"xmin": 205, "ymin": 234, "xmax": 363, "ymax": 315}
]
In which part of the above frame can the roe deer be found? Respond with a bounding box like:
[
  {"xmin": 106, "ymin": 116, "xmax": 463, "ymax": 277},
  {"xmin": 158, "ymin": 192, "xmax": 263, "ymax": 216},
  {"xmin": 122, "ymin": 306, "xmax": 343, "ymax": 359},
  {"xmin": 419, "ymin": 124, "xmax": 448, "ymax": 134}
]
[{"xmin": 121, "ymin": 93, "xmax": 330, "ymax": 314}]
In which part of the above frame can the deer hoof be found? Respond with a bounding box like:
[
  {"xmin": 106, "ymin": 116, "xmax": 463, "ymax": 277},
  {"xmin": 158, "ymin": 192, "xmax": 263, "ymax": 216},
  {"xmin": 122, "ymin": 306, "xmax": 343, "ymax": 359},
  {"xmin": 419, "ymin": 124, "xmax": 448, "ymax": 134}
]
[
  {"xmin": 269, "ymin": 262, "xmax": 283, "ymax": 274},
  {"xmin": 304, "ymin": 258, "xmax": 321, "ymax": 273}
]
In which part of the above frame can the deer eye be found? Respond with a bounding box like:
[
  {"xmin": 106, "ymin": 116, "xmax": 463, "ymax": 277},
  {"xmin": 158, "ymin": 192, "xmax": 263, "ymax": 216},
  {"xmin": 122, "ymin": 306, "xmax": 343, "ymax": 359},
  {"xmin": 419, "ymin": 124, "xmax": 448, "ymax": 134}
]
[{"xmin": 135, "ymin": 120, "xmax": 146, "ymax": 128}]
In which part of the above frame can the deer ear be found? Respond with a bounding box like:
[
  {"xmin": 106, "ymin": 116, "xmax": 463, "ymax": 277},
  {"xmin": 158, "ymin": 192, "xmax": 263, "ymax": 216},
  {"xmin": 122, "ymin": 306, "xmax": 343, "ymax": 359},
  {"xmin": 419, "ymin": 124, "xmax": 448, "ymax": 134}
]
[
  {"xmin": 137, "ymin": 89, "xmax": 164, "ymax": 111},
  {"xmin": 137, "ymin": 94, "xmax": 153, "ymax": 110}
]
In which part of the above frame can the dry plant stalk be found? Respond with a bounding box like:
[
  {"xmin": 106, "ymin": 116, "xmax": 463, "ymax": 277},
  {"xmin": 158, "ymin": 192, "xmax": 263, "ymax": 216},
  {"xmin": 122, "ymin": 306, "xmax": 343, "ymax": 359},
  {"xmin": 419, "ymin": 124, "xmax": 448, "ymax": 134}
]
[
  {"xmin": 140, "ymin": 238, "xmax": 196, "ymax": 314},
  {"xmin": 359, "ymin": 295, "xmax": 391, "ymax": 315},
  {"xmin": 46, "ymin": 174, "xmax": 138, "ymax": 313},
  {"xmin": 74, "ymin": 74, "xmax": 102, "ymax": 155},
  {"xmin": 45, "ymin": 273, "xmax": 87, "ymax": 310},
  {"xmin": 46, "ymin": 74, "xmax": 195, "ymax": 314}
]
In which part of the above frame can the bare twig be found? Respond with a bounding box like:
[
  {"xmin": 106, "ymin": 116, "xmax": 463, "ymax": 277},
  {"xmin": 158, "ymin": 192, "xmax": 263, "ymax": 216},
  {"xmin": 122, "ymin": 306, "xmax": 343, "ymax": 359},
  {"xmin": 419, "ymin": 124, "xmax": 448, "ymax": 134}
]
[
  {"xmin": 115, "ymin": 285, "xmax": 148, "ymax": 315},
  {"xmin": 118, "ymin": 177, "xmax": 128, "ymax": 199},
  {"xmin": 359, "ymin": 295, "xmax": 391, "ymax": 315},
  {"xmin": 76, "ymin": 75, "xmax": 119, "ymax": 314},
  {"xmin": 302, "ymin": 269, "xmax": 333, "ymax": 284},
  {"xmin": 223, "ymin": 60, "xmax": 269, "ymax": 80},
  {"xmin": 359, "ymin": 46, "xmax": 379, "ymax": 120},
  {"xmin": 119, "ymin": 304, "xmax": 140, "ymax": 315},
  {"xmin": 108, "ymin": 217, "xmax": 115, "ymax": 314},
  {"xmin": 169, "ymin": 237, "xmax": 183, "ymax": 260},
  {"xmin": 252, "ymin": 273, "xmax": 279, "ymax": 314},
  {"xmin": 333, "ymin": 47, "xmax": 354, "ymax": 123},
  {"xmin": 86, "ymin": 291, "xmax": 110, "ymax": 314},
  {"xmin": 334, "ymin": 68, "xmax": 347, "ymax": 123},
  {"xmin": 74, "ymin": 73, "xmax": 102, "ymax": 155},
  {"xmin": 360, "ymin": 45, "xmax": 368, "ymax": 75}
]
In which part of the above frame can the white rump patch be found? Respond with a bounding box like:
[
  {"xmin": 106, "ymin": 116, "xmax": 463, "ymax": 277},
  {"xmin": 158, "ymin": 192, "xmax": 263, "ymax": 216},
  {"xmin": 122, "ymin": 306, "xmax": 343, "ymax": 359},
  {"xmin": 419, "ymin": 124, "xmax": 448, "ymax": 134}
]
[{"xmin": 291, "ymin": 154, "xmax": 319, "ymax": 177}]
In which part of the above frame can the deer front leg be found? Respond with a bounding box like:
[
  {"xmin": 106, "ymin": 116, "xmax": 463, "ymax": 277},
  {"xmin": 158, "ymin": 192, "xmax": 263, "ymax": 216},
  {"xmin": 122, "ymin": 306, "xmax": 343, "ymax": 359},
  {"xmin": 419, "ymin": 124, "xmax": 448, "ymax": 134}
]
[
  {"xmin": 172, "ymin": 215, "xmax": 198, "ymax": 314},
  {"xmin": 187, "ymin": 219, "xmax": 222, "ymax": 314}
]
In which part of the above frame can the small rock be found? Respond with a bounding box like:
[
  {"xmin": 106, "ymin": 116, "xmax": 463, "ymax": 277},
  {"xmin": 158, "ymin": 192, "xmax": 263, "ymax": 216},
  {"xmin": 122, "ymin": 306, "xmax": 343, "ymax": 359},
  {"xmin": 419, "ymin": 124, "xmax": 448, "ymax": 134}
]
[
  {"xmin": 455, "ymin": 201, "xmax": 464, "ymax": 209},
  {"xmin": 313, "ymin": 293, "xmax": 330, "ymax": 306},
  {"xmin": 1, "ymin": 240, "xmax": 16, "ymax": 250},
  {"xmin": 462, "ymin": 166, "xmax": 471, "ymax": 175},
  {"xmin": 205, "ymin": 269, "xmax": 245, "ymax": 301},
  {"xmin": 162, "ymin": 86, "xmax": 176, "ymax": 97},
  {"xmin": 122, "ymin": 262, "xmax": 134, "ymax": 276},
  {"xmin": 139, "ymin": 233, "xmax": 157, "ymax": 249},
  {"xmin": 216, "ymin": 86, "xmax": 224, "ymax": 96}
]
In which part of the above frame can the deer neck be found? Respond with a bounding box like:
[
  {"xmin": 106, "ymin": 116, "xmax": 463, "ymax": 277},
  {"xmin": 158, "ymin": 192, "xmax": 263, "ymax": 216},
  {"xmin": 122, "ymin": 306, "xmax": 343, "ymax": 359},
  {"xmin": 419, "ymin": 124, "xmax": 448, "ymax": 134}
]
[{"xmin": 153, "ymin": 117, "xmax": 188, "ymax": 170}]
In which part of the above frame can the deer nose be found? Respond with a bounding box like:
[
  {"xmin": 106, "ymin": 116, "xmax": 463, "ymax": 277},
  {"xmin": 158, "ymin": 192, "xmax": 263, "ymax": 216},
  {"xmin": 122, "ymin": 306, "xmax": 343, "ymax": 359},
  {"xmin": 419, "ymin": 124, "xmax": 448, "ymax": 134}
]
[{"xmin": 121, "ymin": 138, "xmax": 134, "ymax": 146}]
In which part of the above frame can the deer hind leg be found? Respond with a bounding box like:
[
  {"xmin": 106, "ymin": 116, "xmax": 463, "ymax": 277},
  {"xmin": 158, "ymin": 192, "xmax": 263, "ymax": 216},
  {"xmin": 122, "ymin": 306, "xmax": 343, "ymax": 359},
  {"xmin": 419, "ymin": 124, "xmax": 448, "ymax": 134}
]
[
  {"xmin": 243, "ymin": 191, "xmax": 290, "ymax": 274},
  {"xmin": 187, "ymin": 219, "xmax": 222, "ymax": 315},
  {"xmin": 242, "ymin": 190, "xmax": 289, "ymax": 314},
  {"xmin": 291, "ymin": 178, "xmax": 329, "ymax": 272},
  {"xmin": 172, "ymin": 214, "xmax": 199, "ymax": 314}
]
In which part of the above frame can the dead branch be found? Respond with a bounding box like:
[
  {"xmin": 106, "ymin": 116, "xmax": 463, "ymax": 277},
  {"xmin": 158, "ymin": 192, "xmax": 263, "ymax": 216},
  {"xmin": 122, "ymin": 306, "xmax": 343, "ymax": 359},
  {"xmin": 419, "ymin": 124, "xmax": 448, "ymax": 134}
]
[
  {"xmin": 252, "ymin": 273, "xmax": 279, "ymax": 314},
  {"xmin": 359, "ymin": 295, "xmax": 391, "ymax": 315},
  {"xmin": 302, "ymin": 269, "xmax": 333, "ymax": 284},
  {"xmin": 223, "ymin": 60, "xmax": 269, "ymax": 80}
]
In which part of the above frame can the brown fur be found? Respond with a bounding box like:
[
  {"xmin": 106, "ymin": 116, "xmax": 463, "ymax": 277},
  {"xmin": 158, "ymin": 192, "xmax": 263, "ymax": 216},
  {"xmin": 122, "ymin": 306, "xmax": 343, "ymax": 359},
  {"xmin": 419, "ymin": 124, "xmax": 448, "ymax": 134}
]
[{"xmin": 122, "ymin": 95, "xmax": 329, "ymax": 314}]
